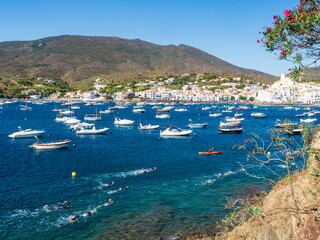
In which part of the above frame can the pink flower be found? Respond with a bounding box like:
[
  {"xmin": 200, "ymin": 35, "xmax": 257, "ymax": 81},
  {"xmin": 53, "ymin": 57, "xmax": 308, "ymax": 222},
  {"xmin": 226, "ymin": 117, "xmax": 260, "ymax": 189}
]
[
  {"xmin": 276, "ymin": 46, "xmax": 279, "ymax": 49},
  {"xmin": 257, "ymin": 40, "xmax": 260, "ymax": 44},
  {"xmin": 281, "ymin": 50, "xmax": 286, "ymax": 55},
  {"xmin": 288, "ymin": 68, "xmax": 292, "ymax": 71},
  {"xmin": 291, "ymin": 18, "xmax": 295, "ymax": 22},
  {"xmin": 285, "ymin": 17, "xmax": 289, "ymax": 21},
  {"xmin": 273, "ymin": 15, "xmax": 277, "ymax": 19},
  {"xmin": 284, "ymin": 10, "xmax": 292, "ymax": 16},
  {"xmin": 275, "ymin": 20, "xmax": 278, "ymax": 25},
  {"xmin": 307, "ymin": 1, "xmax": 310, "ymax": 4},
  {"xmin": 269, "ymin": 27, "xmax": 272, "ymax": 30}
]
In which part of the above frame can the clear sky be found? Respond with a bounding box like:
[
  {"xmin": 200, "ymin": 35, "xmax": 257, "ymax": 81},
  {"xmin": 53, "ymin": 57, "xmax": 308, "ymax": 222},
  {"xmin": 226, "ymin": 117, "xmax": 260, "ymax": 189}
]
[{"xmin": 0, "ymin": 0, "xmax": 299, "ymax": 77}]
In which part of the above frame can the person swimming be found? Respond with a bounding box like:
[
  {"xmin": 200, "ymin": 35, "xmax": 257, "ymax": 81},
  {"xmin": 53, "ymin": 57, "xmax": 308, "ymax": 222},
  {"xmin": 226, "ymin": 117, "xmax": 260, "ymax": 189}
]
[
  {"xmin": 218, "ymin": 173, "xmax": 226, "ymax": 178},
  {"xmin": 97, "ymin": 199, "xmax": 113, "ymax": 209},
  {"xmin": 44, "ymin": 201, "xmax": 70, "ymax": 212},
  {"xmin": 83, "ymin": 210, "xmax": 95, "ymax": 217},
  {"xmin": 98, "ymin": 181, "xmax": 115, "ymax": 189}
]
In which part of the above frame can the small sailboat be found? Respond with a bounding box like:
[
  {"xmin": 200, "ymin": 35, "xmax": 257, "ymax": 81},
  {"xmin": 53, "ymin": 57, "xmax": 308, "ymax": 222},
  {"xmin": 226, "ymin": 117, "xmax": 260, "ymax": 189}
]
[
  {"xmin": 20, "ymin": 100, "xmax": 32, "ymax": 111},
  {"xmin": 84, "ymin": 108, "xmax": 101, "ymax": 121},
  {"xmin": 218, "ymin": 125, "xmax": 243, "ymax": 134}
]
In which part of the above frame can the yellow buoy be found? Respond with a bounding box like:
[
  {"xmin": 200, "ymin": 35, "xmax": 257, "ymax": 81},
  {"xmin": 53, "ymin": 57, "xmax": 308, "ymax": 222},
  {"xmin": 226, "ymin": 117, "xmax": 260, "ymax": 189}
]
[
  {"xmin": 267, "ymin": 152, "xmax": 270, "ymax": 156},
  {"xmin": 72, "ymin": 172, "xmax": 76, "ymax": 178}
]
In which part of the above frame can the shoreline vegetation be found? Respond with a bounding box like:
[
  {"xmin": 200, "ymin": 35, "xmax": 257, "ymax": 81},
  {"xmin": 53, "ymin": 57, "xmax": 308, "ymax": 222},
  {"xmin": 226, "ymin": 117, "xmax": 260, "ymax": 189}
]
[{"xmin": 172, "ymin": 130, "xmax": 320, "ymax": 240}]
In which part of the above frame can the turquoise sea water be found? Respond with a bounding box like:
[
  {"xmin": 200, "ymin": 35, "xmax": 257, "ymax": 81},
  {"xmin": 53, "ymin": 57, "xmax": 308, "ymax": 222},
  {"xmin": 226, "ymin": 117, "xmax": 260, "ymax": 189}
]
[{"xmin": 0, "ymin": 102, "xmax": 309, "ymax": 239}]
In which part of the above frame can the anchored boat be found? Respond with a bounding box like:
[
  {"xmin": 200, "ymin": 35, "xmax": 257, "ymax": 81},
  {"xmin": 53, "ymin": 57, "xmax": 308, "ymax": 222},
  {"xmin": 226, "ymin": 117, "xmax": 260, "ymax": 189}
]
[
  {"xmin": 9, "ymin": 127, "xmax": 45, "ymax": 139},
  {"xmin": 160, "ymin": 126, "xmax": 192, "ymax": 136},
  {"xmin": 30, "ymin": 139, "xmax": 71, "ymax": 150}
]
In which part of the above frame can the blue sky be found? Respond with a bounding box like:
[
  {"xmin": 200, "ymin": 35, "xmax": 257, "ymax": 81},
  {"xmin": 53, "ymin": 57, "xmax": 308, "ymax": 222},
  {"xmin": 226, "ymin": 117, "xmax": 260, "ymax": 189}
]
[{"xmin": 0, "ymin": 0, "xmax": 298, "ymax": 76}]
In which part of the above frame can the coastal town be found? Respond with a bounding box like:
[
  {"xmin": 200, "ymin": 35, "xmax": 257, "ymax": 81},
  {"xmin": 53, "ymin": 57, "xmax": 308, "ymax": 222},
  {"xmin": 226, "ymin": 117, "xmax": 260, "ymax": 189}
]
[{"xmin": 5, "ymin": 72, "xmax": 320, "ymax": 104}]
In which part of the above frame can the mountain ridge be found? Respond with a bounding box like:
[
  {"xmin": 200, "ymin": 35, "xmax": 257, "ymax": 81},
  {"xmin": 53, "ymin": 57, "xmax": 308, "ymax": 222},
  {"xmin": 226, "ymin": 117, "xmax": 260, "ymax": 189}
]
[{"xmin": 0, "ymin": 35, "xmax": 277, "ymax": 88}]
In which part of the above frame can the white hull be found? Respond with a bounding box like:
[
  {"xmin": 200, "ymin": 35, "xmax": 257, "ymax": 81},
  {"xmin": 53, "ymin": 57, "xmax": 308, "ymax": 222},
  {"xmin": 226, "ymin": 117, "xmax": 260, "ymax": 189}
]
[
  {"xmin": 188, "ymin": 123, "xmax": 208, "ymax": 128},
  {"xmin": 9, "ymin": 130, "xmax": 45, "ymax": 139},
  {"xmin": 138, "ymin": 124, "xmax": 160, "ymax": 130},
  {"xmin": 84, "ymin": 116, "xmax": 101, "ymax": 121},
  {"xmin": 30, "ymin": 140, "xmax": 71, "ymax": 150},
  {"xmin": 160, "ymin": 130, "xmax": 192, "ymax": 136},
  {"xmin": 100, "ymin": 110, "xmax": 114, "ymax": 114},
  {"xmin": 209, "ymin": 113, "xmax": 222, "ymax": 117},
  {"xmin": 114, "ymin": 118, "xmax": 134, "ymax": 125},
  {"xmin": 156, "ymin": 114, "xmax": 170, "ymax": 119},
  {"xmin": 301, "ymin": 118, "xmax": 317, "ymax": 123},
  {"xmin": 77, "ymin": 128, "xmax": 109, "ymax": 135}
]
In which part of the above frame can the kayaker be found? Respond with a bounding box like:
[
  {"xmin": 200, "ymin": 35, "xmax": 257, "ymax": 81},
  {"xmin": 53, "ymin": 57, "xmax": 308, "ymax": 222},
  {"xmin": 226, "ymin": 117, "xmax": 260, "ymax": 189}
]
[{"xmin": 208, "ymin": 149, "xmax": 211, "ymax": 153}]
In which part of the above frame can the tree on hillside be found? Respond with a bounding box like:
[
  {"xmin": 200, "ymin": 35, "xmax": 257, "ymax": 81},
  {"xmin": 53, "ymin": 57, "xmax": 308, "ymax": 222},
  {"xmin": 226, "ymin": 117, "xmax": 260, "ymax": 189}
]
[{"xmin": 259, "ymin": 0, "xmax": 320, "ymax": 79}]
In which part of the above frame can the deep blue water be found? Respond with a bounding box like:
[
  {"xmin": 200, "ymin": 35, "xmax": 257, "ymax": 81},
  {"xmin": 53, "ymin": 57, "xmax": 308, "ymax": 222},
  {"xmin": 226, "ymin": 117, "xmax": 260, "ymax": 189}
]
[{"xmin": 0, "ymin": 102, "xmax": 313, "ymax": 239}]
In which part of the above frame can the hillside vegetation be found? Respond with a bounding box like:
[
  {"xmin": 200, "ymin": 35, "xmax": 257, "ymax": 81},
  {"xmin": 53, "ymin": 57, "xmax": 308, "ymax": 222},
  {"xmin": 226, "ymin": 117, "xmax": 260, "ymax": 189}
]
[{"xmin": 0, "ymin": 35, "xmax": 276, "ymax": 88}]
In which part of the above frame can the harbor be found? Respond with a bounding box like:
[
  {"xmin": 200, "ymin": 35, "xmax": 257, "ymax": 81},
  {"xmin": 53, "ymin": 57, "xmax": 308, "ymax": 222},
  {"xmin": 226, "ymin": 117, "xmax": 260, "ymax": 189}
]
[{"xmin": 0, "ymin": 101, "xmax": 313, "ymax": 239}]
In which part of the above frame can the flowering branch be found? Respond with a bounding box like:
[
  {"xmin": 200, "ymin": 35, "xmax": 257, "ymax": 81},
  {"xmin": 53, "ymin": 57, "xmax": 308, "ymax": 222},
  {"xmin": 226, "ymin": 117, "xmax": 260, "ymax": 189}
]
[{"xmin": 259, "ymin": 0, "xmax": 320, "ymax": 79}]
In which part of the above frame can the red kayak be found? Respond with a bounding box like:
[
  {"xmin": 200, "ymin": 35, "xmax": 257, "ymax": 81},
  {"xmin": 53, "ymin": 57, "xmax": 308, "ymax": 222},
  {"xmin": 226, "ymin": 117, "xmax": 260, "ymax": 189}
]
[{"xmin": 199, "ymin": 151, "xmax": 223, "ymax": 155}]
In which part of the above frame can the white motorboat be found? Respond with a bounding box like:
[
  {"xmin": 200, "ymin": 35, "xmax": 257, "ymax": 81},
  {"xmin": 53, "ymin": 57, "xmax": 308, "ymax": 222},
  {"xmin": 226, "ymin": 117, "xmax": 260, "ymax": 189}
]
[
  {"xmin": 64, "ymin": 118, "xmax": 81, "ymax": 125},
  {"xmin": 222, "ymin": 110, "xmax": 232, "ymax": 113},
  {"xmin": 275, "ymin": 120, "xmax": 298, "ymax": 128},
  {"xmin": 109, "ymin": 105, "xmax": 127, "ymax": 110},
  {"xmin": 300, "ymin": 118, "xmax": 317, "ymax": 123},
  {"xmin": 163, "ymin": 106, "xmax": 174, "ymax": 111},
  {"xmin": 209, "ymin": 113, "xmax": 222, "ymax": 117},
  {"xmin": 251, "ymin": 113, "xmax": 266, "ymax": 118},
  {"xmin": 55, "ymin": 116, "xmax": 72, "ymax": 122},
  {"xmin": 70, "ymin": 122, "xmax": 95, "ymax": 130},
  {"xmin": 30, "ymin": 139, "xmax": 71, "ymax": 150},
  {"xmin": 234, "ymin": 113, "xmax": 243, "ymax": 117},
  {"xmin": 71, "ymin": 105, "xmax": 80, "ymax": 110},
  {"xmin": 156, "ymin": 114, "xmax": 170, "ymax": 119},
  {"xmin": 188, "ymin": 123, "xmax": 208, "ymax": 128},
  {"xmin": 84, "ymin": 102, "xmax": 93, "ymax": 106},
  {"xmin": 114, "ymin": 117, "xmax": 134, "ymax": 125},
  {"xmin": 174, "ymin": 108, "xmax": 187, "ymax": 112},
  {"xmin": 60, "ymin": 110, "xmax": 74, "ymax": 115},
  {"xmin": 132, "ymin": 108, "xmax": 146, "ymax": 113},
  {"xmin": 76, "ymin": 126, "xmax": 109, "ymax": 135},
  {"xmin": 138, "ymin": 123, "xmax": 160, "ymax": 130},
  {"xmin": 9, "ymin": 127, "xmax": 45, "ymax": 139},
  {"xmin": 100, "ymin": 109, "xmax": 114, "ymax": 114},
  {"xmin": 52, "ymin": 108, "xmax": 61, "ymax": 112},
  {"xmin": 160, "ymin": 126, "xmax": 192, "ymax": 136},
  {"xmin": 202, "ymin": 107, "xmax": 211, "ymax": 110}
]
